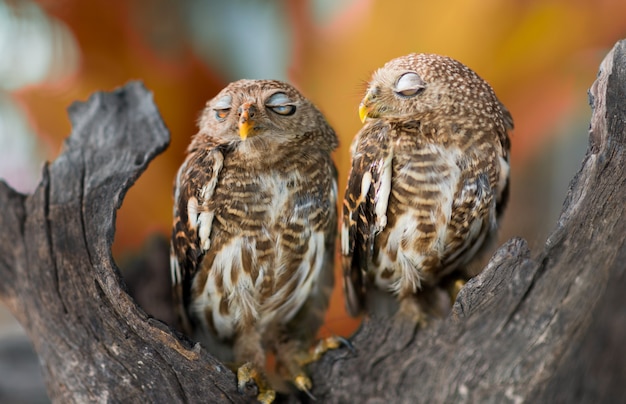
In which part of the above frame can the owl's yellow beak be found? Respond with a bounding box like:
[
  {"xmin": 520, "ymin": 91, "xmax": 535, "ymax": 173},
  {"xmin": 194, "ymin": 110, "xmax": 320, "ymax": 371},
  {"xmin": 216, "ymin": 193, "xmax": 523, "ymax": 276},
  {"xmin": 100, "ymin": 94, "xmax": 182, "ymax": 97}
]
[
  {"xmin": 358, "ymin": 103, "xmax": 370, "ymax": 123},
  {"xmin": 238, "ymin": 102, "xmax": 257, "ymax": 140},
  {"xmin": 358, "ymin": 91, "xmax": 376, "ymax": 123}
]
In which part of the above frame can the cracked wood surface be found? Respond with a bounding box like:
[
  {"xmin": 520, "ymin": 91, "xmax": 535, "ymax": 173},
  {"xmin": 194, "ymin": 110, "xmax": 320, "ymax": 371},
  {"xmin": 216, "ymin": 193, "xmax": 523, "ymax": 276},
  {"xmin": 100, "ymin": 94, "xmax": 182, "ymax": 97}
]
[{"xmin": 0, "ymin": 39, "xmax": 625, "ymax": 403}]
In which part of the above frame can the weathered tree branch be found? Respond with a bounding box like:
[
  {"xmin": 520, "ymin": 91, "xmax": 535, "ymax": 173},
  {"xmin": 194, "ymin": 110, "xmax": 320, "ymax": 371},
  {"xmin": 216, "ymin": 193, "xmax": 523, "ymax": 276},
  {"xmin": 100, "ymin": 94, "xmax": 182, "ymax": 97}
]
[
  {"xmin": 0, "ymin": 39, "xmax": 624, "ymax": 403},
  {"xmin": 0, "ymin": 84, "xmax": 248, "ymax": 403}
]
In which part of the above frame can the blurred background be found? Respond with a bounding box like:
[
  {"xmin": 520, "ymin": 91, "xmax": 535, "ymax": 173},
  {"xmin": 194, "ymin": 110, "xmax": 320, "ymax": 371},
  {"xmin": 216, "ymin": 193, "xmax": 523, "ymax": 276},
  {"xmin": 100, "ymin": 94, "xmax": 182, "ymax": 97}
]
[{"xmin": 0, "ymin": 0, "xmax": 625, "ymax": 401}]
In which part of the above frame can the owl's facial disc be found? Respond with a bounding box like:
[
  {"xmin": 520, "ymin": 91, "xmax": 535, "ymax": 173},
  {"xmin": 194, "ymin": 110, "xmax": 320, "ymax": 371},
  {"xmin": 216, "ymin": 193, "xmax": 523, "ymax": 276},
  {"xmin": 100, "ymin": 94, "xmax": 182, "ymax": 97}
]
[{"xmin": 238, "ymin": 102, "xmax": 257, "ymax": 140}]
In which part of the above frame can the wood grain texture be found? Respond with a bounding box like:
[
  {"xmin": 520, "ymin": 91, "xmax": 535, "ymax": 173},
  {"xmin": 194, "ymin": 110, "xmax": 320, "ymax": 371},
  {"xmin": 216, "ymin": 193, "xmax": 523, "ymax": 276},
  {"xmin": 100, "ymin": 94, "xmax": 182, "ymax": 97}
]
[{"xmin": 0, "ymin": 37, "xmax": 625, "ymax": 403}]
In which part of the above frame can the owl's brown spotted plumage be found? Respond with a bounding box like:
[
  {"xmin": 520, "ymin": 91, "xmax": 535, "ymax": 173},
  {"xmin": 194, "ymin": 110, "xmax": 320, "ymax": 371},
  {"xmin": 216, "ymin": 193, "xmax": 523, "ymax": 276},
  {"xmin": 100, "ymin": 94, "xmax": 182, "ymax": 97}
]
[
  {"xmin": 170, "ymin": 79, "xmax": 339, "ymax": 402},
  {"xmin": 342, "ymin": 53, "xmax": 512, "ymax": 322}
]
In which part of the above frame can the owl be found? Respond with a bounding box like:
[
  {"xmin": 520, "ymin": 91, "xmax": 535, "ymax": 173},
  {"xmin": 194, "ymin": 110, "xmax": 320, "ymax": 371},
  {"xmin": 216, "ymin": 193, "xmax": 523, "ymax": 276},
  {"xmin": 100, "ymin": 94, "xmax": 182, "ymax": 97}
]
[
  {"xmin": 170, "ymin": 79, "xmax": 339, "ymax": 403},
  {"xmin": 342, "ymin": 53, "xmax": 512, "ymax": 323}
]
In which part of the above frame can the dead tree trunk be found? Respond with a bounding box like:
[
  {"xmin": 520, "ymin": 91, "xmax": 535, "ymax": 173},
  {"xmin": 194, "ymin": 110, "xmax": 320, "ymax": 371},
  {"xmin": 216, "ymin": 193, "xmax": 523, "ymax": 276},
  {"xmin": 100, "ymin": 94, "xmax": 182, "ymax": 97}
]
[{"xmin": 0, "ymin": 39, "xmax": 625, "ymax": 403}]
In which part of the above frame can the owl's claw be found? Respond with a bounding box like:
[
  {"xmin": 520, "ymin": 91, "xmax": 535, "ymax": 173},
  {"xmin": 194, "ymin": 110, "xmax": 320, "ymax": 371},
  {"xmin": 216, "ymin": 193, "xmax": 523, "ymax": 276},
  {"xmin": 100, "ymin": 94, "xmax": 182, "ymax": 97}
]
[
  {"xmin": 294, "ymin": 374, "xmax": 316, "ymax": 400},
  {"xmin": 275, "ymin": 335, "xmax": 350, "ymax": 397},
  {"xmin": 237, "ymin": 362, "xmax": 276, "ymax": 404},
  {"xmin": 334, "ymin": 335, "xmax": 356, "ymax": 354},
  {"xmin": 296, "ymin": 335, "xmax": 352, "ymax": 366}
]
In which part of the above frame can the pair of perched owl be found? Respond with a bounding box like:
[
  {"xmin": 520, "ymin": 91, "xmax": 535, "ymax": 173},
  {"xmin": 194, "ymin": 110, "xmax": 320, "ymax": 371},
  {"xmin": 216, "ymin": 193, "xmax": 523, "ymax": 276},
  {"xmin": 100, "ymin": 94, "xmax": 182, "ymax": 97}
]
[{"xmin": 170, "ymin": 54, "xmax": 512, "ymax": 402}]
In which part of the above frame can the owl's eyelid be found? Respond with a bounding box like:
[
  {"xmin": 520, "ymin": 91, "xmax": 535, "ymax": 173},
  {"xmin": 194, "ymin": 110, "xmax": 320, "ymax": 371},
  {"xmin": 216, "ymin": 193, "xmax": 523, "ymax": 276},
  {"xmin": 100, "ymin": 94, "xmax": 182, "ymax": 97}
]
[
  {"xmin": 212, "ymin": 94, "xmax": 232, "ymax": 121},
  {"xmin": 268, "ymin": 104, "xmax": 296, "ymax": 116},
  {"xmin": 265, "ymin": 92, "xmax": 293, "ymax": 107},
  {"xmin": 394, "ymin": 72, "xmax": 426, "ymax": 97},
  {"xmin": 213, "ymin": 108, "xmax": 230, "ymax": 121},
  {"xmin": 213, "ymin": 95, "xmax": 233, "ymax": 110},
  {"xmin": 266, "ymin": 92, "xmax": 297, "ymax": 116}
]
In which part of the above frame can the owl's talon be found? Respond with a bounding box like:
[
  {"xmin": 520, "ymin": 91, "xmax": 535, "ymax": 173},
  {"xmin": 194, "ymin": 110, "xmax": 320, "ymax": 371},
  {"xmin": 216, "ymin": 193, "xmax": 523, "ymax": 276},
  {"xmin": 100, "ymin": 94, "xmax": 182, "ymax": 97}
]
[
  {"xmin": 334, "ymin": 335, "xmax": 355, "ymax": 354},
  {"xmin": 294, "ymin": 374, "xmax": 316, "ymax": 400},
  {"xmin": 237, "ymin": 362, "xmax": 275, "ymax": 404}
]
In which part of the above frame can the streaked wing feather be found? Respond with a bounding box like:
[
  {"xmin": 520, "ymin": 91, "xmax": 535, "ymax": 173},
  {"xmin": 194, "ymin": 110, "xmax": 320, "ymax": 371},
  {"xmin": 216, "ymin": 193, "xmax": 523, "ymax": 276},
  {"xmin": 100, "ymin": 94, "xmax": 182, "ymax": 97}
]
[
  {"xmin": 341, "ymin": 122, "xmax": 392, "ymax": 316},
  {"xmin": 170, "ymin": 142, "xmax": 225, "ymax": 333},
  {"xmin": 443, "ymin": 167, "xmax": 494, "ymax": 269},
  {"xmin": 287, "ymin": 163, "xmax": 338, "ymax": 340},
  {"xmin": 496, "ymin": 103, "xmax": 513, "ymax": 217}
]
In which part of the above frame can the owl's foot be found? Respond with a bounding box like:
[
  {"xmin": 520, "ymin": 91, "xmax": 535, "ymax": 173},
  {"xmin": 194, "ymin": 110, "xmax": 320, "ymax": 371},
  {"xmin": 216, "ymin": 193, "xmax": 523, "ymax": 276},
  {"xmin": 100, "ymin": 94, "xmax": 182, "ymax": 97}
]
[
  {"xmin": 237, "ymin": 362, "xmax": 276, "ymax": 404},
  {"xmin": 277, "ymin": 336, "xmax": 352, "ymax": 398},
  {"xmin": 448, "ymin": 279, "xmax": 466, "ymax": 303},
  {"xmin": 398, "ymin": 297, "xmax": 430, "ymax": 328},
  {"xmin": 296, "ymin": 335, "xmax": 352, "ymax": 366}
]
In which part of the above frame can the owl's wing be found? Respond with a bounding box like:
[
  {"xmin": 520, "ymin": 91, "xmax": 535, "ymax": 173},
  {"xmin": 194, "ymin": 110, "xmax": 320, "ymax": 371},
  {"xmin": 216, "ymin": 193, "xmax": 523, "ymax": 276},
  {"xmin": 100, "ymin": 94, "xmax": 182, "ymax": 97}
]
[
  {"xmin": 496, "ymin": 102, "xmax": 513, "ymax": 218},
  {"xmin": 341, "ymin": 122, "xmax": 393, "ymax": 316},
  {"xmin": 285, "ymin": 162, "xmax": 339, "ymax": 341},
  {"xmin": 444, "ymin": 154, "xmax": 501, "ymax": 271},
  {"xmin": 170, "ymin": 142, "xmax": 225, "ymax": 333}
]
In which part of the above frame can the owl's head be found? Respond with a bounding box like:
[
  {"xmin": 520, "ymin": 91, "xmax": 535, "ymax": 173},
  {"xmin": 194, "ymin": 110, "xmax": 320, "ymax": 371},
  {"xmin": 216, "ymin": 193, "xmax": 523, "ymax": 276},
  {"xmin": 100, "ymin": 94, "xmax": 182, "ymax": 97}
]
[
  {"xmin": 197, "ymin": 79, "xmax": 337, "ymax": 151},
  {"xmin": 359, "ymin": 53, "xmax": 512, "ymax": 132}
]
